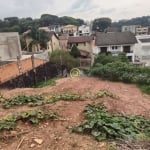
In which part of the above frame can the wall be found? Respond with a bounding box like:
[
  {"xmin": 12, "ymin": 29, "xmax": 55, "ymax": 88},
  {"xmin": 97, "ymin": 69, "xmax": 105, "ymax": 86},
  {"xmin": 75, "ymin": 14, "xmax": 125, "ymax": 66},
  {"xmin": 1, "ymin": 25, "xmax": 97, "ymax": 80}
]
[
  {"xmin": 0, "ymin": 62, "xmax": 59, "ymax": 89},
  {"xmin": 0, "ymin": 32, "xmax": 21, "ymax": 61},
  {"xmin": 47, "ymin": 35, "xmax": 60, "ymax": 52},
  {"xmin": 135, "ymin": 35, "xmax": 150, "ymax": 66},
  {"xmin": 0, "ymin": 57, "xmax": 44, "ymax": 84}
]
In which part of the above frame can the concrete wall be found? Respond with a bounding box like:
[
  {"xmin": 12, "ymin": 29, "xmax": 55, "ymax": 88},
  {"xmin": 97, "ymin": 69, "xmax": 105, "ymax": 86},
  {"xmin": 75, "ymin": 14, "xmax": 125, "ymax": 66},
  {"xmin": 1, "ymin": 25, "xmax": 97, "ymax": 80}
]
[
  {"xmin": 47, "ymin": 35, "xmax": 60, "ymax": 52},
  {"xmin": 0, "ymin": 32, "xmax": 21, "ymax": 61}
]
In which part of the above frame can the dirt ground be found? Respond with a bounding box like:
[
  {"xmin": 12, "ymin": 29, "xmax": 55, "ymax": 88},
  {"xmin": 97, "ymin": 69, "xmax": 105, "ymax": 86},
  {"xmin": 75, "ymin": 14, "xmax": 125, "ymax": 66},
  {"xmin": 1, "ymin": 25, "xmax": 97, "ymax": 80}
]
[{"xmin": 0, "ymin": 77, "xmax": 150, "ymax": 150}]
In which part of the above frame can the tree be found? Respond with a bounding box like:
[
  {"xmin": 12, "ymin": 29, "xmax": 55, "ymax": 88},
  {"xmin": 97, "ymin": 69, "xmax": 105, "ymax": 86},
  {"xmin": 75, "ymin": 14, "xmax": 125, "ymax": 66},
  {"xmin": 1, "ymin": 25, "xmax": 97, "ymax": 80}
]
[
  {"xmin": 92, "ymin": 18, "xmax": 112, "ymax": 32},
  {"xmin": 70, "ymin": 45, "xmax": 80, "ymax": 58}
]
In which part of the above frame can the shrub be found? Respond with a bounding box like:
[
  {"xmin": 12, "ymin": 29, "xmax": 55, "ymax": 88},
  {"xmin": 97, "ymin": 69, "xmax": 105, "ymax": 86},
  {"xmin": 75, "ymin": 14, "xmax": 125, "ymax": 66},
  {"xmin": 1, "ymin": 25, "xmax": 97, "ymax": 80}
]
[
  {"xmin": 70, "ymin": 45, "xmax": 80, "ymax": 58},
  {"xmin": 49, "ymin": 50, "xmax": 80, "ymax": 70}
]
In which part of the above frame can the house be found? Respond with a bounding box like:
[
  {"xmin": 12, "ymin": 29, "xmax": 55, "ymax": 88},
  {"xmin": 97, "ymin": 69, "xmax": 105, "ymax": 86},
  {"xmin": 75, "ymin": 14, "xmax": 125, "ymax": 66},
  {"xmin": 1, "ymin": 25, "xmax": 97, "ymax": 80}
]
[
  {"xmin": 135, "ymin": 35, "xmax": 150, "ymax": 66},
  {"xmin": 23, "ymin": 30, "xmax": 60, "ymax": 52},
  {"xmin": 78, "ymin": 25, "xmax": 91, "ymax": 36},
  {"xmin": 68, "ymin": 36, "xmax": 94, "ymax": 66},
  {"xmin": 105, "ymin": 27, "xmax": 120, "ymax": 33},
  {"xmin": 0, "ymin": 32, "xmax": 22, "ymax": 61},
  {"xmin": 47, "ymin": 31, "xmax": 60, "ymax": 52},
  {"xmin": 95, "ymin": 32, "xmax": 137, "ymax": 62},
  {"xmin": 62, "ymin": 25, "xmax": 78, "ymax": 36},
  {"xmin": 136, "ymin": 26, "xmax": 150, "ymax": 35},
  {"xmin": 59, "ymin": 35, "xmax": 68, "ymax": 50},
  {"xmin": 122, "ymin": 25, "xmax": 141, "ymax": 34},
  {"xmin": 49, "ymin": 25, "xmax": 62, "ymax": 33}
]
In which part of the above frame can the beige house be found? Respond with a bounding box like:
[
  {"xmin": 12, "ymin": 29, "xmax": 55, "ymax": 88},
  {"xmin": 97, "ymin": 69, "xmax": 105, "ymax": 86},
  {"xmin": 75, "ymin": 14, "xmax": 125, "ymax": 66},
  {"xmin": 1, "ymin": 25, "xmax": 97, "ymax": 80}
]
[
  {"xmin": 23, "ymin": 30, "xmax": 60, "ymax": 52},
  {"xmin": 62, "ymin": 25, "xmax": 78, "ymax": 36},
  {"xmin": 68, "ymin": 36, "xmax": 94, "ymax": 66},
  {"xmin": 47, "ymin": 32, "xmax": 60, "ymax": 52},
  {"xmin": 59, "ymin": 35, "xmax": 68, "ymax": 50},
  {"xmin": 0, "ymin": 32, "xmax": 21, "ymax": 61}
]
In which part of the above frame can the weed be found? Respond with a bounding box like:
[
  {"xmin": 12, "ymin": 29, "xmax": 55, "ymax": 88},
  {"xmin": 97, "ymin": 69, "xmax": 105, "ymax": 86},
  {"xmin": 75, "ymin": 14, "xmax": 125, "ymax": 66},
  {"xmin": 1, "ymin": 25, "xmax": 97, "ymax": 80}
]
[
  {"xmin": 2, "ymin": 95, "xmax": 45, "ymax": 109},
  {"xmin": 94, "ymin": 89, "xmax": 118, "ymax": 99},
  {"xmin": 72, "ymin": 103, "xmax": 150, "ymax": 141},
  {"xmin": 0, "ymin": 109, "xmax": 57, "ymax": 131},
  {"xmin": 34, "ymin": 77, "xmax": 58, "ymax": 88}
]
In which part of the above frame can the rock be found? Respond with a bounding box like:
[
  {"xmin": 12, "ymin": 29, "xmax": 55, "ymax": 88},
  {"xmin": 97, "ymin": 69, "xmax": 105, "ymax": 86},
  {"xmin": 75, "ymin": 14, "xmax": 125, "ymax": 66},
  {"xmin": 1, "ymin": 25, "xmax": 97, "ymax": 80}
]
[
  {"xmin": 30, "ymin": 144, "xmax": 35, "ymax": 148},
  {"xmin": 34, "ymin": 138, "xmax": 43, "ymax": 145}
]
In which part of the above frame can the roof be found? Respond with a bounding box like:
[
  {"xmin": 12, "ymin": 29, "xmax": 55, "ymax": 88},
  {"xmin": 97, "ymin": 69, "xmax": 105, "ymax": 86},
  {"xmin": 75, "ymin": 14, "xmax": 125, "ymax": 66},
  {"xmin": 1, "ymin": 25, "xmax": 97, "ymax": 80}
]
[
  {"xmin": 68, "ymin": 36, "xmax": 93, "ymax": 43},
  {"xmin": 59, "ymin": 36, "xmax": 68, "ymax": 40},
  {"xmin": 95, "ymin": 32, "xmax": 137, "ymax": 46},
  {"xmin": 49, "ymin": 31, "xmax": 59, "ymax": 40},
  {"xmin": 139, "ymin": 38, "xmax": 150, "ymax": 43}
]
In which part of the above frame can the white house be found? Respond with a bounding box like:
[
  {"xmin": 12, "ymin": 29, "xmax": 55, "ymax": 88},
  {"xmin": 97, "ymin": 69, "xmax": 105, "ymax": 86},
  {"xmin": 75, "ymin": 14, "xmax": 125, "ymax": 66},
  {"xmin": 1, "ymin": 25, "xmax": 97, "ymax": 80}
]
[
  {"xmin": 135, "ymin": 35, "xmax": 150, "ymax": 66},
  {"xmin": 95, "ymin": 32, "xmax": 137, "ymax": 62},
  {"xmin": 122, "ymin": 25, "xmax": 141, "ymax": 34},
  {"xmin": 78, "ymin": 25, "xmax": 91, "ymax": 36},
  {"xmin": 0, "ymin": 32, "xmax": 22, "ymax": 61}
]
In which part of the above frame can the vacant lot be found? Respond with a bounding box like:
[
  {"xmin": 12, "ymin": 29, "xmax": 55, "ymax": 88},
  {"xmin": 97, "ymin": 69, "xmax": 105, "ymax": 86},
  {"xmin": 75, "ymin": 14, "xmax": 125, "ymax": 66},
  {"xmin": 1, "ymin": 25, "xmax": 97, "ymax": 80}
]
[{"xmin": 0, "ymin": 77, "xmax": 150, "ymax": 150}]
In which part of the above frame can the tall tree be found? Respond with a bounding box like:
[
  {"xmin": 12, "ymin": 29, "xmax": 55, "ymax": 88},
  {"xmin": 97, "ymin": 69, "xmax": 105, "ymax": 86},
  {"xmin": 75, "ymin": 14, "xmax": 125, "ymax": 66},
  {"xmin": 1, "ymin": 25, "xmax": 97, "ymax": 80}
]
[{"xmin": 92, "ymin": 18, "xmax": 112, "ymax": 32}]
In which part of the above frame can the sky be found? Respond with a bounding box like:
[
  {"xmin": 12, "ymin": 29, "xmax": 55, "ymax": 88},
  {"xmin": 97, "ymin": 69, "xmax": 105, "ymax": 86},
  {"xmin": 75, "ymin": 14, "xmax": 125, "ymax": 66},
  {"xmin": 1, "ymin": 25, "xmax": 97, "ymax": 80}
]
[{"xmin": 0, "ymin": 0, "xmax": 150, "ymax": 21}]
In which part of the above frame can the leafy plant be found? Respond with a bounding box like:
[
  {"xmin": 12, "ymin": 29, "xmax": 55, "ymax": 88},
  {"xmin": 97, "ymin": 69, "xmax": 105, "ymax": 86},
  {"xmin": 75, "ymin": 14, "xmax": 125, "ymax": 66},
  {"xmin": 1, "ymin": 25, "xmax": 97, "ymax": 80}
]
[
  {"xmin": 72, "ymin": 103, "xmax": 150, "ymax": 141},
  {"xmin": 51, "ymin": 93, "xmax": 82, "ymax": 101},
  {"xmin": 94, "ymin": 89, "xmax": 118, "ymax": 99},
  {"xmin": 0, "ymin": 109, "xmax": 57, "ymax": 131},
  {"xmin": 34, "ymin": 77, "xmax": 58, "ymax": 88},
  {"xmin": 2, "ymin": 95, "xmax": 45, "ymax": 109}
]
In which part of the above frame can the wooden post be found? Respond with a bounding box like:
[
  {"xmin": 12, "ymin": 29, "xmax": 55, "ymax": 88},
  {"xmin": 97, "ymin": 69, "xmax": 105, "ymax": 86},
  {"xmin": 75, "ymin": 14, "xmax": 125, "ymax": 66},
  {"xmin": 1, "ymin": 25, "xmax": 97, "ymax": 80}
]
[{"xmin": 31, "ymin": 54, "xmax": 36, "ymax": 85}]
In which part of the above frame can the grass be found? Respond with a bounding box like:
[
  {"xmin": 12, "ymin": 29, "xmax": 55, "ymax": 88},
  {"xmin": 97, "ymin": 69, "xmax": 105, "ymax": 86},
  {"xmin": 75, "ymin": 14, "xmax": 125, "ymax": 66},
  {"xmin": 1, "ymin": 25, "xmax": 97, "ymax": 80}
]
[
  {"xmin": 138, "ymin": 84, "xmax": 150, "ymax": 95},
  {"xmin": 34, "ymin": 77, "xmax": 58, "ymax": 88}
]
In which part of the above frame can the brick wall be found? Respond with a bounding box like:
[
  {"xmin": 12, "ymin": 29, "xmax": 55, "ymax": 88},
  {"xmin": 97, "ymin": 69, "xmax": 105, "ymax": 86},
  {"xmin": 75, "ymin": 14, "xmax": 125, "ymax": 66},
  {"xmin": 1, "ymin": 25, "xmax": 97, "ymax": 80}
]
[{"xmin": 0, "ymin": 57, "xmax": 44, "ymax": 84}]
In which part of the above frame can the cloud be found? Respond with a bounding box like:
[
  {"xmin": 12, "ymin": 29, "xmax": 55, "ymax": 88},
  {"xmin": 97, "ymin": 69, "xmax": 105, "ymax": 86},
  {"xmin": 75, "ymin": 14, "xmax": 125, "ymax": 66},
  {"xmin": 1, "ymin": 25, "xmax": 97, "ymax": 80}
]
[{"xmin": 0, "ymin": 0, "xmax": 149, "ymax": 21}]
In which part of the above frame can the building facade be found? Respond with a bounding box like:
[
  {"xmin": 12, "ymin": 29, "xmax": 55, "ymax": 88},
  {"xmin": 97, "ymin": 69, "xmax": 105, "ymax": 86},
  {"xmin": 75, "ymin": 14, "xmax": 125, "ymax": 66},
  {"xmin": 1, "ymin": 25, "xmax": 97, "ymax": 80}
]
[{"xmin": 0, "ymin": 32, "xmax": 22, "ymax": 61}]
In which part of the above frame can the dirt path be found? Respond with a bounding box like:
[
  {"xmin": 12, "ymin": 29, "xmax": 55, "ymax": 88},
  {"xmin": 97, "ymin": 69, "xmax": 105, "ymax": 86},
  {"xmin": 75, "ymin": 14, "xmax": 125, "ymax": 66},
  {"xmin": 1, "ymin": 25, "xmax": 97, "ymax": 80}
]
[{"xmin": 0, "ymin": 77, "xmax": 150, "ymax": 150}]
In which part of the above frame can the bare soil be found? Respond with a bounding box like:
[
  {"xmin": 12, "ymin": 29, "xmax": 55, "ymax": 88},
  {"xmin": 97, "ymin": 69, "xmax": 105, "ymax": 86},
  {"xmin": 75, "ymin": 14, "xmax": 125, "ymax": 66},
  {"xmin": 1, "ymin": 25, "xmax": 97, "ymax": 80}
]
[{"xmin": 0, "ymin": 77, "xmax": 150, "ymax": 150}]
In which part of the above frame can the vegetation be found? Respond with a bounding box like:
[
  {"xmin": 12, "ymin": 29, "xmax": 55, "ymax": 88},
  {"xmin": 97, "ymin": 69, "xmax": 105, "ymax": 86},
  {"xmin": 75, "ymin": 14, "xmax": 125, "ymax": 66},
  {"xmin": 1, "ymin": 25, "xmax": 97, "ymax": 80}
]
[
  {"xmin": 70, "ymin": 45, "xmax": 80, "ymax": 58},
  {"xmin": 51, "ymin": 93, "xmax": 82, "ymax": 101},
  {"xmin": 0, "ymin": 14, "xmax": 84, "ymax": 34},
  {"xmin": 34, "ymin": 77, "xmax": 58, "ymax": 88},
  {"xmin": 94, "ymin": 89, "xmax": 118, "ymax": 99},
  {"xmin": 112, "ymin": 16, "xmax": 150, "ymax": 28},
  {"xmin": 92, "ymin": 18, "xmax": 112, "ymax": 32},
  {"xmin": 49, "ymin": 50, "xmax": 80, "ymax": 70},
  {"xmin": 73, "ymin": 103, "xmax": 150, "ymax": 141},
  {"xmin": 2, "ymin": 95, "xmax": 45, "ymax": 108},
  {"xmin": 90, "ymin": 53, "xmax": 150, "ymax": 94},
  {"xmin": 0, "ymin": 109, "xmax": 57, "ymax": 131}
]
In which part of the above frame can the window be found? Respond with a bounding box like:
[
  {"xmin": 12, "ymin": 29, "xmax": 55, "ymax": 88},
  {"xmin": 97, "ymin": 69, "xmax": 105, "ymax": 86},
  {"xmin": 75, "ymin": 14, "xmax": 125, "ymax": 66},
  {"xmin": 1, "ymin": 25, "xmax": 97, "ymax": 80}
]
[
  {"xmin": 112, "ymin": 46, "xmax": 118, "ymax": 50},
  {"xmin": 84, "ymin": 42, "xmax": 86, "ymax": 46},
  {"xmin": 76, "ymin": 43, "xmax": 78, "ymax": 46}
]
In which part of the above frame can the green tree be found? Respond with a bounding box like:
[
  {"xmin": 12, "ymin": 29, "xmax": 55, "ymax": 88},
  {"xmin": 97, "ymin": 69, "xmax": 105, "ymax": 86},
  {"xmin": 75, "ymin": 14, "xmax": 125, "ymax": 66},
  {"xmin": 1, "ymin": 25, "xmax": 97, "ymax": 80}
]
[
  {"xmin": 92, "ymin": 18, "xmax": 112, "ymax": 32},
  {"xmin": 49, "ymin": 50, "xmax": 80, "ymax": 70},
  {"xmin": 70, "ymin": 45, "xmax": 80, "ymax": 58}
]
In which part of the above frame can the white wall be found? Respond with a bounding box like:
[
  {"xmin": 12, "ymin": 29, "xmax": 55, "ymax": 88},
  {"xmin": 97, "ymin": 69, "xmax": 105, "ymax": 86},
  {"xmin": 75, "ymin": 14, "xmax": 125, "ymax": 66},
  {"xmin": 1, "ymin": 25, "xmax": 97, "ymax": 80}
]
[
  {"xmin": 0, "ymin": 32, "xmax": 21, "ymax": 61},
  {"xmin": 135, "ymin": 35, "xmax": 150, "ymax": 66}
]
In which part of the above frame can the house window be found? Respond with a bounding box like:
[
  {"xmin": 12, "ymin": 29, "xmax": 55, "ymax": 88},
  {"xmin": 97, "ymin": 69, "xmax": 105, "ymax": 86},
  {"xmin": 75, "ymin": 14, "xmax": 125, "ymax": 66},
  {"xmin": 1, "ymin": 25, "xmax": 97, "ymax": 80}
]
[
  {"xmin": 84, "ymin": 42, "xmax": 86, "ymax": 46},
  {"xmin": 112, "ymin": 46, "xmax": 118, "ymax": 50},
  {"xmin": 76, "ymin": 43, "xmax": 78, "ymax": 46}
]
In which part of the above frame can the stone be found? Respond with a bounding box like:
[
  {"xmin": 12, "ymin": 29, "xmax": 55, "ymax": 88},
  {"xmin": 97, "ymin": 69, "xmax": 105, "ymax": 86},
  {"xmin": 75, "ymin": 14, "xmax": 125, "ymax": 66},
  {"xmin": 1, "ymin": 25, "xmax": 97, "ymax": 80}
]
[
  {"xmin": 34, "ymin": 138, "xmax": 43, "ymax": 145},
  {"xmin": 30, "ymin": 144, "xmax": 35, "ymax": 148}
]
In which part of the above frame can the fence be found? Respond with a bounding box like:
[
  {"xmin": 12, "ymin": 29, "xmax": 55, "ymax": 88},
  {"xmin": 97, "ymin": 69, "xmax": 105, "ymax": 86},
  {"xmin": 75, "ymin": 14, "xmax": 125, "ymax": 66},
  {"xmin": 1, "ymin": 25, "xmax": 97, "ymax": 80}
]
[{"xmin": 0, "ymin": 62, "xmax": 61, "ymax": 89}]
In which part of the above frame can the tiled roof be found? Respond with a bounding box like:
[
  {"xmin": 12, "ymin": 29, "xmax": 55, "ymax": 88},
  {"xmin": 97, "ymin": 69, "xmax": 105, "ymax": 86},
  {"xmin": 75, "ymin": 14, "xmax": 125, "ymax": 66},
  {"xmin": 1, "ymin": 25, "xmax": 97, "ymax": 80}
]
[
  {"xmin": 95, "ymin": 32, "xmax": 137, "ymax": 46},
  {"xmin": 68, "ymin": 36, "xmax": 93, "ymax": 43}
]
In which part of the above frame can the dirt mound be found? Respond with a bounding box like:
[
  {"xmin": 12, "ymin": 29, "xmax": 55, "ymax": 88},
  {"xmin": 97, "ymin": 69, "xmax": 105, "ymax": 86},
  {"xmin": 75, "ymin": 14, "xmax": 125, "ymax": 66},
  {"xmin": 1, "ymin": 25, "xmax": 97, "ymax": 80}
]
[{"xmin": 0, "ymin": 77, "xmax": 150, "ymax": 150}]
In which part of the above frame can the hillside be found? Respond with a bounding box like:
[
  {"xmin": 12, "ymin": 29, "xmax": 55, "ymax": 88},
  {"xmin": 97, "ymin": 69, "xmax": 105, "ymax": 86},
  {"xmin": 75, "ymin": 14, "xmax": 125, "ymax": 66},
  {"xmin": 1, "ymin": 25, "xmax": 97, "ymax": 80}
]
[{"xmin": 0, "ymin": 77, "xmax": 150, "ymax": 150}]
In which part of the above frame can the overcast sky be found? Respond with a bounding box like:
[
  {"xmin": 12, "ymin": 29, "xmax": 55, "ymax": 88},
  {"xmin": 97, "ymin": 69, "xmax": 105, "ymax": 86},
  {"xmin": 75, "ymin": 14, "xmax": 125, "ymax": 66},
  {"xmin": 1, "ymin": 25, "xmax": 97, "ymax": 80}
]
[{"xmin": 0, "ymin": 0, "xmax": 150, "ymax": 21}]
